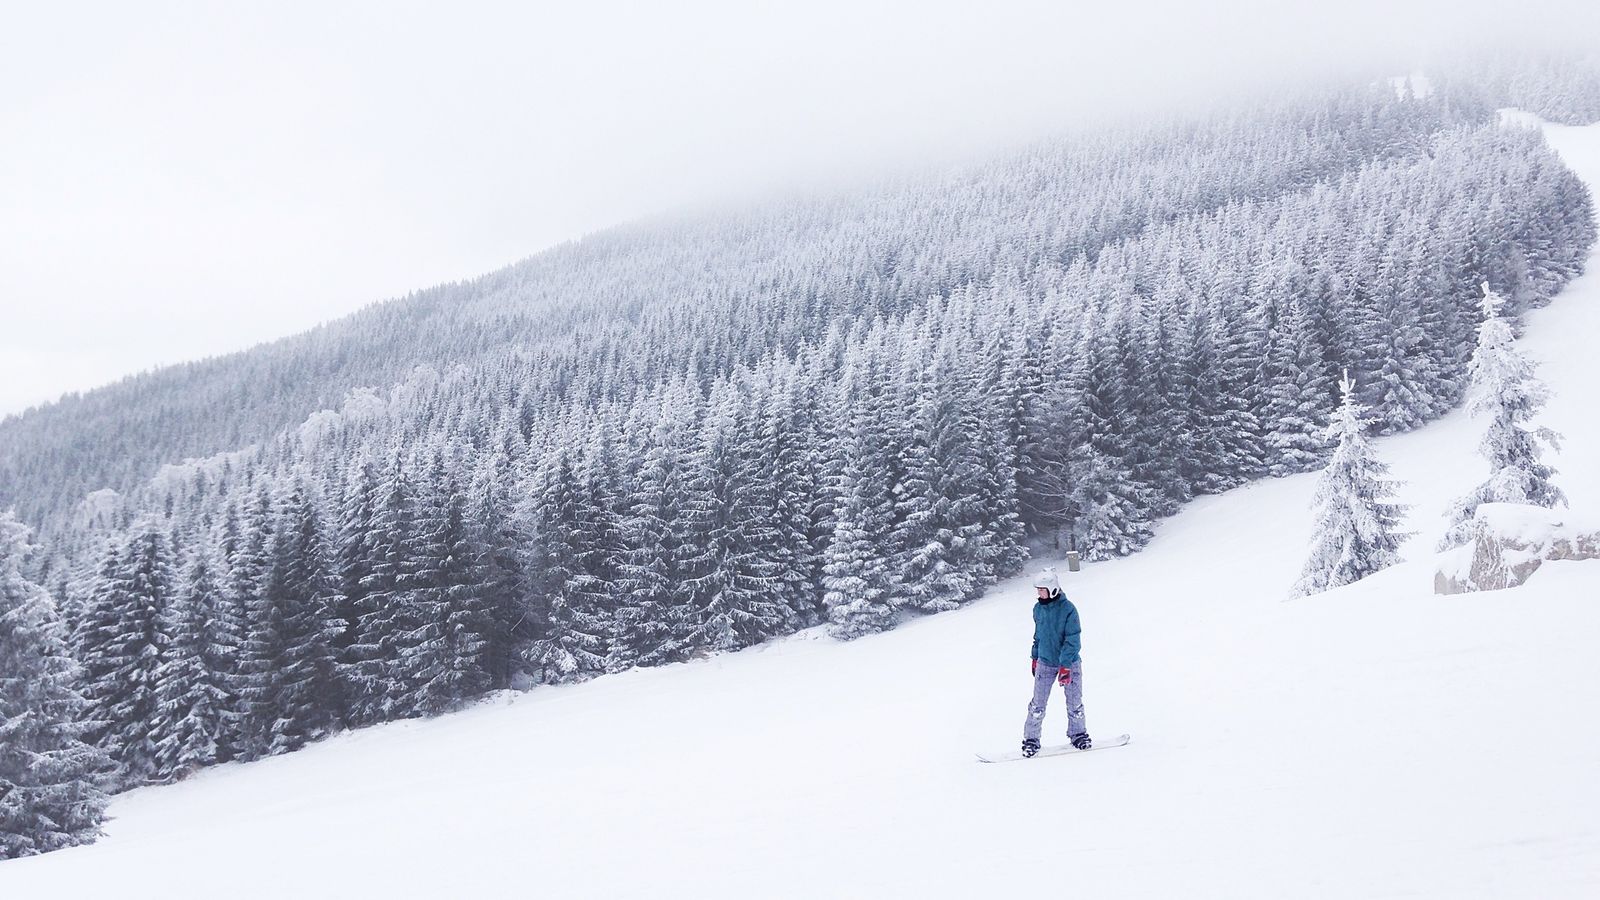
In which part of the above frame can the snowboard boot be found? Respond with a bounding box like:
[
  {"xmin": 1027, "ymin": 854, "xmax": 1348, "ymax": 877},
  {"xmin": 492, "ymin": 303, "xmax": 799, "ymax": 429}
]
[
  {"xmin": 1021, "ymin": 738, "xmax": 1041, "ymax": 758},
  {"xmin": 1070, "ymin": 733, "xmax": 1092, "ymax": 751}
]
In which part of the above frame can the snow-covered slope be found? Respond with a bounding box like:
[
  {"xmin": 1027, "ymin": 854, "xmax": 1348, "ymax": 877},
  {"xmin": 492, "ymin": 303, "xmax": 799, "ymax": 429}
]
[{"xmin": 6, "ymin": 114, "xmax": 1600, "ymax": 899}]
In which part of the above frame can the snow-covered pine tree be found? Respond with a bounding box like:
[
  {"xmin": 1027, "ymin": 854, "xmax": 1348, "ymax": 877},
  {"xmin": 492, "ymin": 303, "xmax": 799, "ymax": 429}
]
[
  {"xmin": 608, "ymin": 453, "xmax": 670, "ymax": 670},
  {"xmin": 890, "ymin": 331, "xmax": 984, "ymax": 613},
  {"xmin": 436, "ymin": 476, "xmax": 497, "ymax": 704},
  {"xmin": 332, "ymin": 456, "xmax": 379, "ymax": 721},
  {"xmin": 1126, "ymin": 283, "xmax": 1191, "ymax": 514},
  {"xmin": 149, "ymin": 545, "xmax": 230, "ymax": 780},
  {"xmin": 1012, "ymin": 323, "xmax": 1071, "ymax": 542},
  {"xmin": 1065, "ymin": 442, "xmax": 1153, "ymax": 561},
  {"xmin": 1014, "ymin": 323, "xmax": 1079, "ymax": 549},
  {"xmin": 757, "ymin": 362, "xmax": 826, "ymax": 631},
  {"xmin": 1180, "ymin": 297, "xmax": 1238, "ymax": 495},
  {"xmin": 1208, "ymin": 264, "xmax": 1270, "ymax": 481},
  {"xmin": 1401, "ymin": 228, "xmax": 1467, "ymax": 416},
  {"xmin": 1063, "ymin": 310, "xmax": 1156, "ymax": 559},
  {"xmin": 268, "ymin": 481, "xmax": 343, "ymax": 751},
  {"xmin": 385, "ymin": 453, "xmax": 449, "ymax": 717},
  {"xmin": 677, "ymin": 380, "xmax": 785, "ymax": 653},
  {"xmin": 717, "ymin": 380, "xmax": 795, "ymax": 638},
  {"xmin": 347, "ymin": 454, "xmax": 416, "ymax": 724},
  {"xmin": 79, "ymin": 521, "xmax": 173, "ymax": 787},
  {"xmin": 968, "ymin": 334, "xmax": 1028, "ymax": 582},
  {"xmin": 0, "ymin": 510, "xmax": 109, "ymax": 859},
  {"xmin": 821, "ymin": 356, "xmax": 901, "ymax": 639},
  {"xmin": 1440, "ymin": 283, "xmax": 1566, "ymax": 548},
  {"xmin": 70, "ymin": 536, "xmax": 122, "ymax": 708},
  {"xmin": 469, "ymin": 433, "xmax": 533, "ymax": 689},
  {"xmin": 205, "ymin": 505, "xmax": 250, "ymax": 760},
  {"xmin": 611, "ymin": 386, "xmax": 696, "ymax": 669},
  {"xmin": 233, "ymin": 484, "xmax": 289, "ymax": 760},
  {"xmin": 522, "ymin": 449, "xmax": 608, "ymax": 683},
  {"xmin": 822, "ymin": 477, "xmax": 899, "ymax": 640},
  {"xmin": 1261, "ymin": 297, "xmax": 1333, "ymax": 475},
  {"xmin": 1292, "ymin": 373, "xmax": 1410, "ymax": 597},
  {"xmin": 405, "ymin": 454, "xmax": 494, "ymax": 715},
  {"xmin": 1358, "ymin": 232, "xmax": 1437, "ymax": 434},
  {"xmin": 1301, "ymin": 256, "xmax": 1357, "ymax": 413}
]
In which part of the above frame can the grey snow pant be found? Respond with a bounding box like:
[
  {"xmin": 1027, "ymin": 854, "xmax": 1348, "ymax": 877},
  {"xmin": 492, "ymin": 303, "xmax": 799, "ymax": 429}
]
[{"xmin": 1023, "ymin": 659, "xmax": 1086, "ymax": 744}]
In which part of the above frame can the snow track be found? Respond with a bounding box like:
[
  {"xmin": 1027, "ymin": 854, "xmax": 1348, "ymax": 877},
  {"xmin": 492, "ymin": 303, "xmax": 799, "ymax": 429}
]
[{"xmin": 5, "ymin": 113, "xmax": 1600, "ymax": 898}]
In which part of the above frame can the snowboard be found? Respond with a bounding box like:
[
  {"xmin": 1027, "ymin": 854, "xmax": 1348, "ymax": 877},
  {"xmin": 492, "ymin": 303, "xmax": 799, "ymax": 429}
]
[{"xmin": 975, "ymin": 733, "xmax": 1131, "ymax": 763}]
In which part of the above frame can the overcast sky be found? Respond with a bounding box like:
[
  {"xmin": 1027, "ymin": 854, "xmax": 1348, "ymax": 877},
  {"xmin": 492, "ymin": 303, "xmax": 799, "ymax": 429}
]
[{"xmin": 2, "ymin": 1, "xmax": 1593, "ymax": 416}]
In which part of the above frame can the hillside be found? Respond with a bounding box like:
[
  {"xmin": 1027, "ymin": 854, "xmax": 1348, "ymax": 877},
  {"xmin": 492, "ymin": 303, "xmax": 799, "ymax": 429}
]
[
  {"xmin": 0, "ymin": 79, "xmax": 1532, "ymax": 533},
  {"xmin": 2, "ymin": 109, "xmax": 1596, "ymax": 899}
]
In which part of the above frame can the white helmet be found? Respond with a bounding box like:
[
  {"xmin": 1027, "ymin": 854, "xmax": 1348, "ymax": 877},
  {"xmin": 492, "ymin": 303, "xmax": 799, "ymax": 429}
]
[{"xmin": 1033, "ymin": 568, "xmax": 1061, "ymax": 598}]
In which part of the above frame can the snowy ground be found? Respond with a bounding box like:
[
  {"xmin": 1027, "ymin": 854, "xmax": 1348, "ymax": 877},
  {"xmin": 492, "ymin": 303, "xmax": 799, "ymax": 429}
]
[{"xmin": 5, "ymin": 114, "xmax": 1600, "ymax": 899}]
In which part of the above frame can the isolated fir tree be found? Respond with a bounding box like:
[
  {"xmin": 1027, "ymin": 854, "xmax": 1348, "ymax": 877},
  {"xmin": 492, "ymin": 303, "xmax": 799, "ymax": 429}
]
[
  {"xmin": 1292, "ymin": 374, "xmax": 1410, "ymax": 597},
  {"xmin": 1440, "ymin": 284, "xmax": 1566, "ymax": 548},
  {"xmin": 0, "ymin": 511, "xmax": 109, "ymax": 859}
]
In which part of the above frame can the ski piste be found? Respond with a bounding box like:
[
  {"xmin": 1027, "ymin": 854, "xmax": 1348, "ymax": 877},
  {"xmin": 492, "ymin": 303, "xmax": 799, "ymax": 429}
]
[{"xmin": 975, "ymin": 733, "xmax": 1131, "ymax": 763}]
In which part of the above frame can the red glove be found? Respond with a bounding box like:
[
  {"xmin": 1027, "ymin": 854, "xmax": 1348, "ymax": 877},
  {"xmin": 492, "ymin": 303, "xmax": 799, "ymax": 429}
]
[
  {"xmin": 1058, "ymin": 666, "xmax": 1072, "ymax": 686},
  {"xmin": 1031, "ymin": 659, "xmax": 1038, "ymax": 676}
]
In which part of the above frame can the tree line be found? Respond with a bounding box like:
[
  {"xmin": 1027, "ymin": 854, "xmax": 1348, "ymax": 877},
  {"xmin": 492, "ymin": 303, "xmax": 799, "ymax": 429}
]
[{"xmin": 38, "ymin": 117, "xmax": 1594, "ymax": 791}]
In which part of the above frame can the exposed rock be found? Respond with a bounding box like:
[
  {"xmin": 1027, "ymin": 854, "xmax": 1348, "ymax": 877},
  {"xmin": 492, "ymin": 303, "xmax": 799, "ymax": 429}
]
[{"xmin": 1434, "ymin": 503, "xmax": 1600, "ymax": 594}]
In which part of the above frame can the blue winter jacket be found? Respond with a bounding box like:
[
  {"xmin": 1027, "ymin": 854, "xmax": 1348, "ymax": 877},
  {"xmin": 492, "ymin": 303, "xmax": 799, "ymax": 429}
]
[{"xmin": 1031, "ymin": 596, "xmax": 1081, "ymax": 669}]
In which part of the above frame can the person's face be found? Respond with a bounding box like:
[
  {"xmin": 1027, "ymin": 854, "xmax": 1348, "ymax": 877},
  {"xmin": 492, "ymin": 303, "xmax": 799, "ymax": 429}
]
[{"xmin": 1036, "ymin": 586, "xmax": 1051, "ymax": 600}]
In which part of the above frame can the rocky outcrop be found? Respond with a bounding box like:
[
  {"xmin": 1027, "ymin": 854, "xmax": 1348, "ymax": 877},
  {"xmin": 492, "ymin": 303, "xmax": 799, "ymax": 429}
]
[{"xmin": 1434, "ymin": 503, "xmax": 1600, "ymax": 594}]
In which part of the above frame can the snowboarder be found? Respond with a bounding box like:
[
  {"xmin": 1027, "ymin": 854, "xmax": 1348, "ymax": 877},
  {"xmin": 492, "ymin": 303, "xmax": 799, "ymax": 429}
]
[{"xmin": 1023, "ymin": 568, "xmax": 1089, "ymax": 757}]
